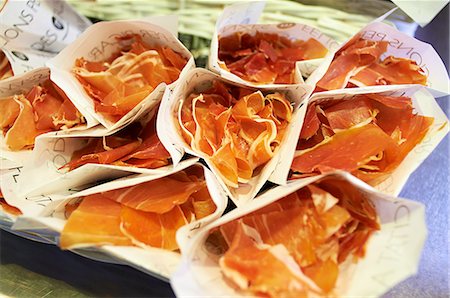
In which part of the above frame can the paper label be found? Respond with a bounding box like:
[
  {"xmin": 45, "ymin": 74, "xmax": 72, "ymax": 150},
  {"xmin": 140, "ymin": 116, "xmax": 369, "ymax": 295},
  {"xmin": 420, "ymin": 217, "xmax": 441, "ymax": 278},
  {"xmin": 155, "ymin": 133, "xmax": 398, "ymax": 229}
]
[
  {"xmin": 171, "ymin": 171, "xmax": 426, "ymax": 297},
  {"xmin": 159, "ymin": 67, "xmax": 313, "ymax": 205},
  {"xmin": 46, "ymin": 19, "xmax": 195, "ymax": 130}
]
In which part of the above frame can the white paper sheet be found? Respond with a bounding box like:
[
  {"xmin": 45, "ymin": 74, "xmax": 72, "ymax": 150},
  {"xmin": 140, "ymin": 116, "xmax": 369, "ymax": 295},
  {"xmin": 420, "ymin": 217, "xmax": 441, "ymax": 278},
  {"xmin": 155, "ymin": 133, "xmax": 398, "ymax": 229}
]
[
  {"xmin": 208, "ymin": 2, "xmax": 339, "ymax": 87},
  {"xmin": 0, "ymin": 0, "xmax": 91, "ymax": 75},
  {"xmin": 159, "ymin": 67, "xmax": 313, "ymax": 206},
  {"xmin": 46, "ymin": 18, "xmax": 195, "ymax": 131},
  {"xmin": 172, "ymin": 171, "xmax": 427, "ymax": 297},
  {"xmin": 307, "ymin": 21, "xmax": 450, "ymax": 97},
  {"xmin": 392, "ymin": 0, "xmax": 449, "ymax": 27}
]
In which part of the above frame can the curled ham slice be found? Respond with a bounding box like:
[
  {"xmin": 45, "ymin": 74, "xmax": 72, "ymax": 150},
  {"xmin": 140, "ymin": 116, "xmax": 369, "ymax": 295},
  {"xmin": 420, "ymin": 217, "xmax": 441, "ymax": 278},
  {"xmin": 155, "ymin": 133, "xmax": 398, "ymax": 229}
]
[
  {"xmin": 291, "ymin": 94, "xmax": 433, "ymax": 185},
  {"xmin": 60, "ymin": 166, "xmax": 216, "ymax": 251},
  {"xmin": 61, "ymin": 114, "xmax": 170, "ymax": 171},
  {"xmin": 74, "ymin": 34, "xmax": 187, "ymax": 122},
  {"xmin": 317, "ymin": 37, "xmax": 427, "ymax": 91},
  {"xmin": 214, "ymin": 179, "xmax": 379, "ymax": 296},
  {"xmin": 219, "ymin": 31, "xmax": 328, "ymax": 84},
  {"xmin": 0, "ymin": 81, "xmax": 84, "ymax": 151},
  {"xmin": 179, "ymin": 81, "xmax": 293, "ymax": 188}
]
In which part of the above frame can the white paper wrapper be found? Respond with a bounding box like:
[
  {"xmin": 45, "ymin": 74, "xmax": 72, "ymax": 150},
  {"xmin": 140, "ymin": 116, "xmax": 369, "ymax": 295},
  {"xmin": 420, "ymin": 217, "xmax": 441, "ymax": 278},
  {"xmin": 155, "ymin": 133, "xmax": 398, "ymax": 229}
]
[
  {"xmin": 0, "ymin": 0, "xmax": 91, "ymax": 75},
  {"xmin": 289, "ymin": 85, "xmax": 449, "ymax": 196},
  {"xmin": 10, "ymin": 163, "xmax": 229, "ymax": 279},
  {"xmin": 47, "ymin": 17, "xmax": 195, "ymax": 131},
  {"xmin": 159, "ymin": 67, "xmax": 313, "ymax": 206},
  {"xmin": 307, "ymin": 21, "xmax": 450, "ymax": 97},
  {"xmin": 172, "ymin": 171, "xmax": 427, "ymax": 297},
  {"xmin": 0, "ymin": 67, "xmax": 93, "ymax": 168},
  {"xmin": 208, "ymin": 2, "xmax": 339, "ymax": 87}
]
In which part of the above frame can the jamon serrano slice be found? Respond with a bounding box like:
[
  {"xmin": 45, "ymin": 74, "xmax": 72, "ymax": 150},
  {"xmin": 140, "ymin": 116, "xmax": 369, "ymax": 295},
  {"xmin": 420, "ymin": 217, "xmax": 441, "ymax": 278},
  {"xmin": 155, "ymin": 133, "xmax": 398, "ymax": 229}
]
[
  {"xmin": 60, "ymin": 195, "xmax": 133, "ymax": 249},
  {"xmin": 61, "ymin": 167, "xmax": 216, "ymax": 251},
  {"xmin": 179, "ymin": 81, "xmax": 292, "ymax": 188},
  {"xmin": 0, "ymin": 51, "xmax": 12, "ymax": 80},
  {"xmin": 74, "ymin": 34, "xmax": 187, "ymax": 122},
  {"xmin": 292, "ymin": 94, "xmax": 433, "ymax": 185},
  {"xmin": 219, "ymin": 31, "xmax": 328, "ymax": 84},
  {"xmin": 96, "ymin": 177, "xmax": 206, "ymax": 213},
  {"xmin": 219, "ymin": 222, "xmax": 316, "ymax": 297},
  {"xmin": 216, "ymin": 180, "xmax": 379, "ymax": 296},
  {"xmin": 317, "ymin": 37, "xmax": 427, "ymax": 91}
]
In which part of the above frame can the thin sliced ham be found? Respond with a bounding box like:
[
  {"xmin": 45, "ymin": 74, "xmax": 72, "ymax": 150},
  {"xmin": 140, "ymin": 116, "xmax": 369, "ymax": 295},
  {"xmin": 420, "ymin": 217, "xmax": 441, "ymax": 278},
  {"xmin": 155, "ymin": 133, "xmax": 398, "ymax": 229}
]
[
  {"xmin": 0, "ymin": 51, "xmax": 13, "ymax": 80},
  {"xmin": 317, "ymin": 37, "xmax": 427, "ymax": 90},
  {"xmin": 60, "ymin": 194, "xmax": 133, "ymax": 249},
  {"xmin": 216, "ymin": 180, "xmax": 379, "ymax": 296},
  {"xmin": 74, "ymin": 34, "xmax": 187, "ymax": 122},
  {"xmin": 61, "ymin": 166, "xmax": 216, "ymax": 251},
  {"xmin": 98, "ymin": 176, "xmax": 206, "ymax": 213},
  {"xmin": 219, "ymin": 31, "xmax": 328, "ymax": 84},
  {"xmin": 179, "ymin": 81, "xmax": 292, "ymax": 188},
  {"xmin": 291, "ymin": 94, "xmax": 433, "ymax": 185}
]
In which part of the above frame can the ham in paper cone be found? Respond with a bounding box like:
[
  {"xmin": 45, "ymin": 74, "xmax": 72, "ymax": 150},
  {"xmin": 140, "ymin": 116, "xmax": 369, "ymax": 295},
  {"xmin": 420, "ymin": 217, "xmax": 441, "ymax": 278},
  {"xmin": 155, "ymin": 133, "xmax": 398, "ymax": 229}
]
[
  {"xmin": 60, "ymin": 111, "xmax": 170, "ymax": 171},
  {"xmin": 178, "ymin": 80, "xmax": 293, "ymax": 188},
  {"xmin": 218, "ymin": 31, "xmax": 328, "ymax": 84},
  {"xmin": 291, "ymin": 93, "xmax": 433, "ymax": 185},
  {"xmin": 315, "ymin": 35, "xmax": 427, "ymax": 91},
  {"xmin": 60, "ymin": 165, "xmax": 216, "ymax": 251},
  {"xmin": 74, "ymin": 34, "xmax": 187, "ymax": 123},
  {"xmin": 0, "ymin": 80, "xmax": 85, "ymax": 151},
  {"xmin": 201, "ymin": 177, "xmax": 379, "ymax": 297}
]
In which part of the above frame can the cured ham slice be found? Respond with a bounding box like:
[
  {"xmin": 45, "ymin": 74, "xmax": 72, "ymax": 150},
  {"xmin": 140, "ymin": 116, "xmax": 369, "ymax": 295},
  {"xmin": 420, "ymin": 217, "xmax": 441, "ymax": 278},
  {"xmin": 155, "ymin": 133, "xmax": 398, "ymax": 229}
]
[
  {"xmin": 291, "ymin": 94, "xmax": 433, "ymax": 185},
  {"xmin": 219, "ymin": 31, "xmax": 328, "ymax": 84},
  {"xmin": 0, "ymin": 51, "xmax": 13, "ymax": 80},
  {"xmin": 179, "ymin": 81, "xmax": 293, "ymax": 188},
  {"xmin": 96, "ymin": 176, "xmax": 206, "ymax": 213},
  {"xmin": 74, "ymin": 34, "xmax": 187, "ymax": 122},
  {"xmin": 215, "ymin": 179, "xmax": 379, "ymax": 296},
  {"xmin": 60, "ymin": 195, "xmax": 133, "ymax": 249},
  {"xmin": 219, "ymin": 222, "xmax": 315, "ymax": 297},
  {"xmin": 4, "ymin": 95, "xmax": 41, "ymax": 151},
  {"xmin": 61, "ymin": 114, "xmax": 170, "ymax": 171},
  {"xmin": 0, "ymin": 81, "xmax": 84, "ymax": 151},
  {"xmin": 61, "ymin": 166, "xmax": 216, "ymax": 251},
  {"xmin": 317, "ymin": 37, "xmax": 427, "ymax": 91},
  {"xmin": 121, "ymin": 205, "xmax": 188, "ymax": 250}
]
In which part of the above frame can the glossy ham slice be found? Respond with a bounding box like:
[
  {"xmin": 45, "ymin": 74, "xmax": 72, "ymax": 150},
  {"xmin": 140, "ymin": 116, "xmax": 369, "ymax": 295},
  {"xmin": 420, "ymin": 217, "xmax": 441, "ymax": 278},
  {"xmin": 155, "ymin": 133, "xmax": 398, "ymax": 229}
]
[
  {"xmin": 217, "ymin": 179, "xmax": 379, "ymax": 295},
  {"xmin": 1, "ymin": 81, "xmax": 84, "ymax": 151},
  {"xmin": 219, "ymin": 222, "xmax": 315, "ymax": 297},
  {"xmin": 292, "ymin": 124, "xmax": 396, "ymax": 174},
  {"xmin": 96, "ymin": 176, "xmax": 205, "ymax": 213},
  {"xmin": 292, "ymin": 94, "xmax": 433, "ymax": 185},
  {"xmin": 317, "ymin": 37, "xmax": 427, "ymax": 90},
  {"xmin": 74, "ymin": 34, "xmax": 187, "ymax": 122},
  {"xmin": 219, "ymin": 31, "xmax": 328, "ymax": 84},
  {"xmin": 62, "ymin": 114, "xmax": 170, "ymax": 171},
  {"xmin": 61, "ymin": 167, "xmax": 216, "ymax": 251},
  {"xmin": 120, "ymin": 205, "xmax": 188, "ymax": 250},
  {"xmin": 4, "ymin": 95, "xmax": 41, "ymax": 150},
  {"xmin": 179, "ymin": 81, "xmax": 292, "ymax": 188},
  {"xmin": 0, "ymin": 96, "xmax": 20, "ymax": 129},
  {"xmin": 60, "ymin": 194, "xmax": 133, "ymax": 249}
]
